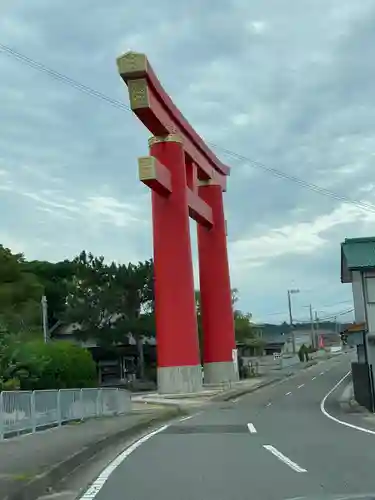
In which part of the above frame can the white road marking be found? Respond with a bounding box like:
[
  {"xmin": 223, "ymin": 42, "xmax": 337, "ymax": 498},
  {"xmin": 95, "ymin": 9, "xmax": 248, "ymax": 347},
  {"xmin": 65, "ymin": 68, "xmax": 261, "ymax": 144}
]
[
  {"xmin": 232, "ymin": 398, "xmax": 240, "ymax": 403},
  {"xmin": 263, "ymin": 445, "xmax": 307, "ymax": 473},
  {"xmin": 312, "ymin": 376, "xmax": 316, "ymax": 380},
  {"xmin": 298, "ymin": 384, "xmax": 305, "ymax": 389},
  {"xmin": 320, "ymin": 371, "xmax": 375, "ymax": 436},
  {"xmin": 247, "ymin": 423, "xmax": 257, "ymax": 434},
  {"xmin": 180, "ymin": 415, "xmax": 194, "ymax": 422},
  {"xmin": 180, "ymin": 411, "xmax": 202, "ymax": 421},
  {"xmin": 266, "ymin": 402, "xmax": 272, "ymax": 407},
  {"xmin": 320, "ymin": 371, "xmax": 324, "ymax": 375},
  {"xmin": 78, "ymin": 424, "xmax": 168, "ymax": 499},
  {"xmin": 285, "ymin": 391, "xmax": 292, "ymax": 396}
]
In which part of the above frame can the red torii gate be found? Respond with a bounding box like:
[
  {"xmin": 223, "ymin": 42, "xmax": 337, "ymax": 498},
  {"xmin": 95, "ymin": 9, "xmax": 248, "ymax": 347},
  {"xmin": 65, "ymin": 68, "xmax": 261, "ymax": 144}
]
[{"xmin": 117, "ymin": 52, "xmax": 238, "ymax": 394}]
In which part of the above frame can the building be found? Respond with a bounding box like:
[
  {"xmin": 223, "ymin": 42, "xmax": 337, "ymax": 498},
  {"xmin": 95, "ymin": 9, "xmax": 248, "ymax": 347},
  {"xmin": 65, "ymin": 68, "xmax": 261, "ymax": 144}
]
[
  {"xmin": 341, "ymin": 236, "xmax": 375, "ymax": 411},
  {"xmin": 49, "ymin": 321, "xmax": 156, "ymax": 387}
]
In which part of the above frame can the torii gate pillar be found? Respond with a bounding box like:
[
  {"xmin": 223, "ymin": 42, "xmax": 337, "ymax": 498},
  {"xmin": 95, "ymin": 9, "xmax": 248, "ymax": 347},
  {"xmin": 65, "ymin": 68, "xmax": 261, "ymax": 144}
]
[
  {"xmin": 198, "ymin": 181, "xmax": 238, "ymax": 384},
  {"xmin": 117, "ymin": 52, "xmax": 238, "ymax": 393}
]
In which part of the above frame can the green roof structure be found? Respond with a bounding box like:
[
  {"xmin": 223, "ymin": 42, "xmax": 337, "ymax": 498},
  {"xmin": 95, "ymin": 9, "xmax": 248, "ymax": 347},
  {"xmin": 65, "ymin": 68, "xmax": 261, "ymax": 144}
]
[{"xmin": 341, "ymin": 237, "xmax": 375, "ymax": 283}]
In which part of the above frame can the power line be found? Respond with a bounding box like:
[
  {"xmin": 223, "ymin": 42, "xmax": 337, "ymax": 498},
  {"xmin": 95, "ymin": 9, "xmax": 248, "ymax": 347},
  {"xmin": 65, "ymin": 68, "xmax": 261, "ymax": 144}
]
[
  {"xmin": 208, "ymin": 145, "xmax": 375, "ymax": 214},
  {"xmin": 290, "ymin": 306, "xmax": 354, "ymax": 324},
  {"xmin": 305, "ymin": 308, "xmax": 354, "ymax": 323},
  {"xmin": 319, "ymin": 299, "xmax": 353, "ymax": 308},
  {"xmin": 0, "ymin": 43, "xmax": 132, "ymax": 112},
  {"xmin": 1, "ymin": 42, "xmax": 375, "ymax": 214},
  {"xmin": 262, "ymin": 299, "xmax": 353, "ymax": 319}
]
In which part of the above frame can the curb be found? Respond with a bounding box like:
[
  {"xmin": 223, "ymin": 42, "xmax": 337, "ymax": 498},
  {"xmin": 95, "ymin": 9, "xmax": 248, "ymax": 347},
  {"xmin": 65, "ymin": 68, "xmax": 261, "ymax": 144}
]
[
  {"xmin": 212, "ymin": 357, "xmax": 330, "ymax": 403},
  {"xmin": 338, "ymin": 379, "xmax": 355, "ymax": 412},
  {"xmin": 338, "ymin": 381, "xmax": 368, "ymax": 414},
  {"xmin": 5, "ymin": 408, "xmax": 183, "ymax": 500},
  {"xmin": 210, "ymin": 376, "xmax": 284, "ymax": 402},
  {"xmin": 133, "ymin": 356, "xmax": 332, "ymax": 409}
]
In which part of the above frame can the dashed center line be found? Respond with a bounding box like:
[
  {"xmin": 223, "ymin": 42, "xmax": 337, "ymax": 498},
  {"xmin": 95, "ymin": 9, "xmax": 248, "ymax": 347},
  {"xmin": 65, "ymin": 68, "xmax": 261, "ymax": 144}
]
[
  {"xmin": 266, "ymin": 402, "xmax": 272, "ymax": 407},
  {"xmin": 263, "ymin": 445, "xmax": 307, "ymax": 473},
  {"xmin": 298, "ymin": 384, "xmax": 305, "ymax": 389},
  {"xmin": 312, "ymin": 376, "xmax": 316, "ymax": 380},
  {"xmin": 285, "ymin": 391, "xmax": 292, "ymax": 396},
  {"xmin": 320, "ymin": 372, "xmax": 325, "ymax": 375},
  {"xmin": 247, "ymin": 423, "xmax": 257, "ymax": 434}
]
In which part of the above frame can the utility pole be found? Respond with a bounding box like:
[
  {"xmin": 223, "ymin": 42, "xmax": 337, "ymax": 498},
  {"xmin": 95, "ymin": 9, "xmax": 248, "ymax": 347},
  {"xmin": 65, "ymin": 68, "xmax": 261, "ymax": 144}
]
[
  {"xmin": 288, "ymin": 289, "xmax": 300, "ymax": 354},
  {"xmin": 41, "ymin": 295, "xmax": 49, "ymax": 343},
  {"xmin": 309, "ymin": 304, "xmax": 315, "ymax": 349},
  {"xmin": 315, "ymin": 311, "xmax": 319, "ymax": 348}
]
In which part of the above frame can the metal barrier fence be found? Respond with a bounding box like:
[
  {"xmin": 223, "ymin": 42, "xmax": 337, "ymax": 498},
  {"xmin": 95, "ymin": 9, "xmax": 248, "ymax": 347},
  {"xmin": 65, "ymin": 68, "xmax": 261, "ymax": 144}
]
[{"xmin": 0, "ymin": 388, "xmax": 131, "ymax": 439}]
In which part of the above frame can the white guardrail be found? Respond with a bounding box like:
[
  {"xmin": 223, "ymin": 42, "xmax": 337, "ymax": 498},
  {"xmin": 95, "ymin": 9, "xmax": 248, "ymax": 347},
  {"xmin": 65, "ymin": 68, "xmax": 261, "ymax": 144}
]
[{"xmin": 0, "ymin": 388, "xmax": 131, "ymax": 440}]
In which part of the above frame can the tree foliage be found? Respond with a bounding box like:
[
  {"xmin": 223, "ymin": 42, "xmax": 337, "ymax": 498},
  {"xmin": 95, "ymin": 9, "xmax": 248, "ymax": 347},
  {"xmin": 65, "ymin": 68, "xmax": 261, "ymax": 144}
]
[
  {"xmin": 22, "ymin": 259, "xmax": 76, "ymax": 328},
  {"xmin": 0, "ymin": 338, "xmax": 97, "ymax": 390},
  {"xmin": 0, "ymin": 244, "xmax": 157, "ymax": 389},
  {"xmin": 1, "ymin": 241, "xmax": 263, "ymax": 388},
  {"xmin": 194, "ymin": 288, "xmax": 260, "ymax": 350},
  {"xmin": 233, "ymin": 311, "xmax": 255, "ymax": 342},
  {"xmin": 0, "ymin": 245, "xmax": 44, "ymax": 335},
  {"xmin": 64, "ymin": 251, "xmax": 155, "ymax": 346}
]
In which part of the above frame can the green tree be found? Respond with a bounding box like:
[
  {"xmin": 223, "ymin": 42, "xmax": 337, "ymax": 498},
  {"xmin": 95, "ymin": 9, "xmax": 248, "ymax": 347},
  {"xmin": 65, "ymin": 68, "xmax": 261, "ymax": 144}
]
[
  {"xmin": 22, "ymin": 259, "xmax": 76, "ymax": 327},
  {"xmin": 233, "ymin": 310, "xmax": 265, "ymax": 353},
  {"xmin": 64, "ymin": 252, "xmax": 155, "ymax": 346},
  {"xmin": 0, "ymin": 326, "xmax": 19, "ymax": 389},
  {"xmin": 234, "ymin": 311, "xmax": 255, "ymax": 342},
  {"xmin": 194, "ymin": 288, "xmax": 246, "ymax": 359},
  {"xmin": 0, "ymin": 245, "xmax": 44, "ymax": 335}
]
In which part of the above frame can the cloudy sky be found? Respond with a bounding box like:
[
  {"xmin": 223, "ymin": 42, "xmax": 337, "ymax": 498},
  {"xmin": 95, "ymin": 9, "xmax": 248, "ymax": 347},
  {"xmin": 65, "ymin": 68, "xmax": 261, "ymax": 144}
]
[{"xmin": 1, "ymin": 0, "xmax": 374, "ymax": 324}]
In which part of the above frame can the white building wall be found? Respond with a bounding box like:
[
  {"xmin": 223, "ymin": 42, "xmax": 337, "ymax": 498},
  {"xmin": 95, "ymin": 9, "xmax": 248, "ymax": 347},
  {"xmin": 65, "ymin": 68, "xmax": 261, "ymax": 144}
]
[
  {"xmin": 364, "ymin": 275, "xmax": 375, "ymax": 335},
  {"xmin": 352, "ymin": 271, "xmax": 366, "ymax": 324}
]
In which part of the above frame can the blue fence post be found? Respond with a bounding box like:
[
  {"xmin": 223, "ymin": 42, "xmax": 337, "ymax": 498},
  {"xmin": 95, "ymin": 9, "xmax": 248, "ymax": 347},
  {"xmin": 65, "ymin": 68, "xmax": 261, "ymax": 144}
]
[
  {"xmin": 57, "ymin": 390, "xmax": 62, "ymax": 427},
  {"xmin": 31, "ymin": 392, "xmax": 36, "ymax": 434}
]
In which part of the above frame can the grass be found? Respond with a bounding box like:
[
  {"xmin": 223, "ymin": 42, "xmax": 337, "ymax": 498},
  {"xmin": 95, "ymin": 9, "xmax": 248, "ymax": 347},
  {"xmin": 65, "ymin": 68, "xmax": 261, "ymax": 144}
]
[{"xmin": 11, "ymin": 473, "xmax": 35, "ymax": 481}]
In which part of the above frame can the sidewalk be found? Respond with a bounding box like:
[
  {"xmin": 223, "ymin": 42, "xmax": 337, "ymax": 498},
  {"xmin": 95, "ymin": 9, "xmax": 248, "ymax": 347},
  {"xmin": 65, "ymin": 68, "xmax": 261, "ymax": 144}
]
[
  {"xmin": 0, "ymin": 406, "xmax": 180, "ymax": 500},
  {"xmin": 0, "ymin": 376, "xmax": 281, "ymax": 500},
  {"xmin": 131, "ymin": 356, "xmax": 325, "ymax": 407}
]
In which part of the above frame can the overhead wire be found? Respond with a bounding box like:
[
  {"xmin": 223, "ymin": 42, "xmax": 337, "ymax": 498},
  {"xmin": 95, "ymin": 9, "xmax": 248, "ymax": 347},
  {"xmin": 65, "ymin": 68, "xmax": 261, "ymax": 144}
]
[
  {"xmin": 0, "ymin": 43, "xmax": 132, "ymax": 112},
  {"xmin": 0, "ymin": 43, "xmax": 366, "ymax": 324},
  {"xmin": 261, "ymin": 299, "xmax": 353, "ymax": 320},
  {"xmin": 1, "ymin": 43, "xmax": 375, "ymax": 215},
  {"xmin": 295, "ymin": 307, "xmax": 354, "ymax": 324}
]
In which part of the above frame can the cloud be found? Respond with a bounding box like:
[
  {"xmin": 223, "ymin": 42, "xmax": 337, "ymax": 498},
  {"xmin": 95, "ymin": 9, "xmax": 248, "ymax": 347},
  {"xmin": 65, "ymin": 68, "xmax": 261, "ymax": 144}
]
[
  {"xmin": 230, "ymin": 201, "xmax": 375, "ymax": 271},
  {"xmin": 0, "ymin": 0, "xmax": 374, "ymax": 325}
]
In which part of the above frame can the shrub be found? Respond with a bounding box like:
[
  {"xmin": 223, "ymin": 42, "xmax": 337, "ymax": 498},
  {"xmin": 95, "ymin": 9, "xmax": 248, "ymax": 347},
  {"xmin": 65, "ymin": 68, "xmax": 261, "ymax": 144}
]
[
  {"xmin": 0, "ymin": 378, "xmax": 20, "ymax": 390},
  {"xmin": 4, "ymin": 340, "xmax": 97, "ymax": 390}
]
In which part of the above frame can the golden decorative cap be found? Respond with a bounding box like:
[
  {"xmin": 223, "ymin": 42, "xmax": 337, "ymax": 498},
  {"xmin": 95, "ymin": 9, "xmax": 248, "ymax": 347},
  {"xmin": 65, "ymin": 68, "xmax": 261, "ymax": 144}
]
[
  {"xmin": 148, "ymin": 134, "xmax": 183, "ymax": 147},
  {"xmin": 116, "ymin": 51, "xmax": 147, "ymax": 77}
]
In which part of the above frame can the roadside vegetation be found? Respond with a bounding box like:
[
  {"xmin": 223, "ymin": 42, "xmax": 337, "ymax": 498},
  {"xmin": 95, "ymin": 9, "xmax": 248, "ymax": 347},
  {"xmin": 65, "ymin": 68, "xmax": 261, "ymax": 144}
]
[{"xmin": 0, "ymin": 245, "xmax": 258, "ymax": 390}]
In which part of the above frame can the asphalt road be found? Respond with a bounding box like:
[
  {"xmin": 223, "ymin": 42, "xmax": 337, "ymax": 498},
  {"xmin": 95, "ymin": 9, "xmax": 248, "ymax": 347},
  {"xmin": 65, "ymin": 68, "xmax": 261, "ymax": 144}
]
[{"xmin": 80, "ymin": 353, "xmax": 375, "ymax": 500}]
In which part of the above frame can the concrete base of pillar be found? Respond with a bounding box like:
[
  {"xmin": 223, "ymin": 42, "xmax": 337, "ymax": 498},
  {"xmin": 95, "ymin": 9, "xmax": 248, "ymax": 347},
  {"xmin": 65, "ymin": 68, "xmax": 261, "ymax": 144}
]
[
  {"xmin": 157, "ymin": 365, "xmax": 203, "ymax": 394},
  {"xmin": 203, "ymin": 361, "xmax": 239, "ymax": 385}
]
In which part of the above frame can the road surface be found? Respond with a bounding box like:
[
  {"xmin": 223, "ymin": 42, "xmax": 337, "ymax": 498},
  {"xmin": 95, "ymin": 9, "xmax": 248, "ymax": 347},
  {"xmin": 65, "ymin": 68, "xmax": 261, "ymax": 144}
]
[{"xmin": 80, "ymin": 353, "xmax": 375, "ymax": 500}]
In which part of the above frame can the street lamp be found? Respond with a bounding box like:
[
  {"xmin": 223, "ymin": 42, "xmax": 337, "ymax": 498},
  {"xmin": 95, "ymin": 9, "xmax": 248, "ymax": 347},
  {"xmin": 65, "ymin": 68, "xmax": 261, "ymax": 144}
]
[{"xmin": 287, "ymin": 289, "xmax": 300, "ymax": 354}]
